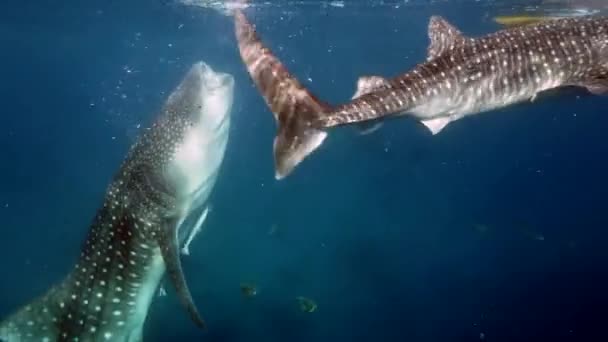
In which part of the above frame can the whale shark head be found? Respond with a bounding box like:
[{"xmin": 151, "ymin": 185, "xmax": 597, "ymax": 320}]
[
  {"xmin": 166, "ymin": 62, "xmax": 234, "ymax": 133},
  {"xmin": 160, "ymin": 62, "xmax": 234, "ymax": 201},
  {"xmin": 197, "ymin": 62, "xmax": 235, "ymax": 131}
]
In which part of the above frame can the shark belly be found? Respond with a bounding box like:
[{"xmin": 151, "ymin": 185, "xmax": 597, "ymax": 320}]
[
  {"xmin": 171, "ymin": 104, "xmax": 230, "ymax": 247},
  {"xmin": 409, "ymin": 66, "xmax": 568, "ymax": 134}
]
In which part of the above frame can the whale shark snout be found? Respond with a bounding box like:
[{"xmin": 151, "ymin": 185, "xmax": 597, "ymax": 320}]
[
  {"xmin": 166, "ymin": 62, "xmax": 234, "ymax": 135},
  {"xmin": 198, "ymin": 62, "xmax": 235, "ymax": 92}
]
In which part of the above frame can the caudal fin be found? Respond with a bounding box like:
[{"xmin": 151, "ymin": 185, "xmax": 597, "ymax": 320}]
[{"xmin": 234, "ymin": 10, "xmax": 331, "ymax": 179}]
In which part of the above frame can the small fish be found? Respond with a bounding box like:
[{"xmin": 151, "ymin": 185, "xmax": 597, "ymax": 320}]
[
  {"xmin": 158, "ymin": 285, "xmax": 168, "ymax": 297},
  {"xmin": 267, "ymin": 223, "xmax": 279, "ymax": 236},
  {"xmin": 240, "ymin": 283, "xmax": 258, "ymax": 298},
  {"xmin": 296, "ymin": 297, "xmax": 317, "ymax": 313}
]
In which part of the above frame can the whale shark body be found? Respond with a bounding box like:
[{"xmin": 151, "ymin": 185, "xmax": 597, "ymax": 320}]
[
  {"xmin": 0, "ymin": 61, "xmax": 234, "ymax": 341},
  {"xmin": 234, "ymin": 11, "xmax": 608, "ymax": 179}
]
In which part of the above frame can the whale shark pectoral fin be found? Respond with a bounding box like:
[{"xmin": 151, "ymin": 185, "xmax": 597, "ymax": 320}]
[
  {"xmin": 581, "ymin": 67, "xmax": 608, "ymax": 95},
  {"xmin": 351, "ymin": 76, "xmax": 390, "ymax": 135},
  {"xmin": 585, "ymin": 66, "xmax": 608, "ymax": 95},
  {"xmin": 584, "ymin": 82, "xmax": 608, "ymax": 95},
  {"xmin": 158, "ymin": 219, "xmax": 206, "ymax": 329},
  {"xmin": 427, "ymin": 16, "xmax": 467, "ymax": 60},
  {"xmin": 585, "ymin": 81, "xmax": 608, "ymax": 95},
  {"xmin": 181, "ymin": 206, "xmax": 210, "ymax": 256},
  {"xmin": 126, "ymin": 326, "xmax": 144, "ymax": 342},
  {"xmin": 421, "ymin": 116, "xmax": 452, "ymax": 135},
  {"xmin": 355, "ymin": 121, "xmax": 384, "ymax": 135}
]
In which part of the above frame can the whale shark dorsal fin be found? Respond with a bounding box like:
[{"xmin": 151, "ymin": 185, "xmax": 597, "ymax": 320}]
[
  {"xmin": 158, "ymin": 219, "xmax": 206, "ymax": 329},
  {"xmin": 427, "ymin": 16, "xmax": 466, "ymax": 61}
]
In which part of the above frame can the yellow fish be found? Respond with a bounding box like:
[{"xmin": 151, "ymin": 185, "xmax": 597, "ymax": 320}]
[{"xmin": 493, "ymin": 15, "xmax": 561, "ymax": 27}]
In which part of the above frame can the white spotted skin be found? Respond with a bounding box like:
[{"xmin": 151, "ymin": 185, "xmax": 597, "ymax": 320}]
[
  {"xmin": 234, "ymin": 12, "xmax": 608, "ymax": 179},
  {"xmin": 0, "ymin": 62, "xmax": 234, "ymax": 341},
  {"xmin": 323, "ymin": 16, "xmax": 608, "ymax": 128},
  {"xmin": 408, "ymin": 23, "xmax": 575, "ymax": 125},
  {"xmin": 0, "ymin": 192, "xmax": 168, "ymax": 342}
]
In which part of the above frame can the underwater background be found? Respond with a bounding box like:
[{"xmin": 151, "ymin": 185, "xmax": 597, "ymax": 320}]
[{"xmin": 1, "ymin": 0, "xmax": 608, "ymax": 341}]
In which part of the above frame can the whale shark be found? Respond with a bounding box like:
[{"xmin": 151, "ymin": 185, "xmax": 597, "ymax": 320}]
[
  {"xmin": 234, "ymin": 11, "xmax": 608, "ymax": 179},
  {"xmin": 0, "ymin": 61, "xmax": 234, "ymax": 341}
]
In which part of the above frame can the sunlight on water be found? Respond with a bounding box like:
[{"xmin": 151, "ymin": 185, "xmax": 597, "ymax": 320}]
[
  {"xmin": 178, "ymin": 0, "xmax": 608, "ymax": 21},
  {"xmin": 179, "ymin": 0, "xmax": 250, "ymax": 15}
]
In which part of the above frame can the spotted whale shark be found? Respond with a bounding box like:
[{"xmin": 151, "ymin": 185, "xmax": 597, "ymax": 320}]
[
  {"xmin": 0, "ymin": 61, "xmax": 234, "ymax": 341},
  {"xmin": 234, "ymin": 11, "xmax": 608, "ymax": 179}
]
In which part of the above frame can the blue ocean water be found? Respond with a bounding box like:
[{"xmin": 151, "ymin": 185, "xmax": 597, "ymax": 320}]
[{"xmin": 1, "ymin": 0, "xmax": 608, "ymax": 341}]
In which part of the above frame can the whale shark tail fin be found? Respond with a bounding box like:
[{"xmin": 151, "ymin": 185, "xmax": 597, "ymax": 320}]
[{"xmin": 234, "ymin": 10, "xmax": 332, "ymax": 179}]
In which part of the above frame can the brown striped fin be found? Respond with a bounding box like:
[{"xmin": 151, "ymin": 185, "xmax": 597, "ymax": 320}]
[{"xmin": 234, "ymin": 10, "xmax": 332, "ymax": 179}]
